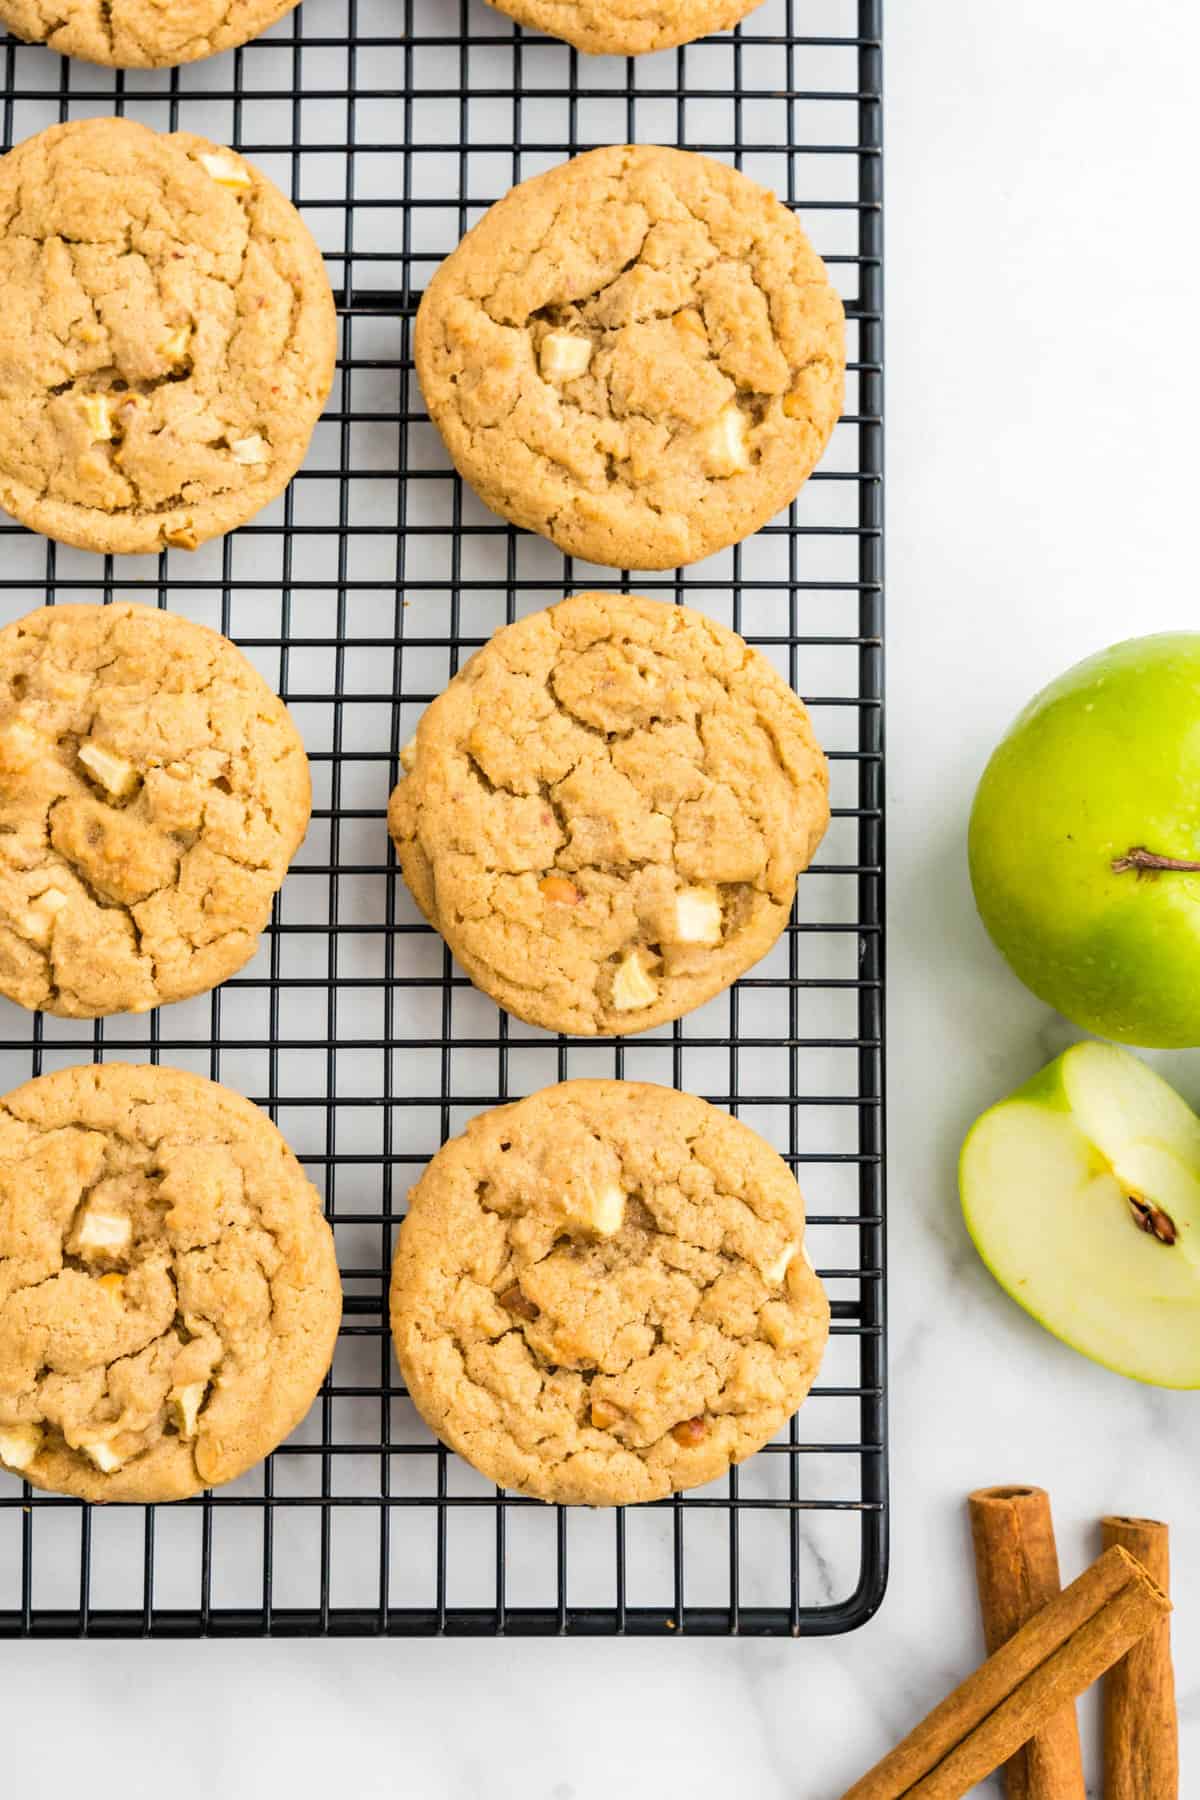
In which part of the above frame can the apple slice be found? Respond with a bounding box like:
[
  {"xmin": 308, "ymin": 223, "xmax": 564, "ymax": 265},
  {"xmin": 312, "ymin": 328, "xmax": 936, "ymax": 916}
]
[{"xmin": 960, "ymin": 1040, "xmax": 1200, "ymax": 1387}]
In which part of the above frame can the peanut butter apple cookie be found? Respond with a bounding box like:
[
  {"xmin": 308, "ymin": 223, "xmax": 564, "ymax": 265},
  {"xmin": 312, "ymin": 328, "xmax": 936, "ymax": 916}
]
[
  {"xmin": 0, "ymin": 602, "xmax": 310, "ymax": 1018},
  {"xmin": 0, "ymin": 0, "xmax": 300, "ymax": 68},
  {"xmin": 388, "ymin": 591, "xmax": 829, "ymax": 1036},
  {"xmin": 414, "ymin": 144, "xmax": 844, "ymax": 570},
  {"xmin": 485, "ymin": 0, "xmax": 762, "ymax": 57},
  {"xmin": 0, "ymin": 1062, "xmax": 341, "ymax": 1503},
  {"xmin": 390, "ymin": 1080, "xmax": 829, "ymax": 1505},
  {"xmin": 0, "ymin": 118, "xmax": 336, "ymax": 555}
]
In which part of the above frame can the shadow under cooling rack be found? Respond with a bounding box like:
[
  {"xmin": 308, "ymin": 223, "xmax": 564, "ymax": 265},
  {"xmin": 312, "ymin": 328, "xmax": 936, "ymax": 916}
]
[{"xmin": 0, "ymin": 0, "xmax": 884, "ymax": 1637}]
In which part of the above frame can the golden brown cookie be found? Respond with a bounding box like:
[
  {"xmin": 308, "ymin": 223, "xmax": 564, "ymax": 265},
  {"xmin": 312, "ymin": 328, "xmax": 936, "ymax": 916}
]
[
  {"xmin": 485, "ymin": 0, "xmax": 762, "ymax": 56},
  {"xmin": 0, "ymin": 1062, "xmax": 341, "ymax": 1504},
  {"xmin": 414, "ymin": 144, "xmax": 844, "ymax": 570},
  {"xmin": 0, "ymin": 602, "xmax": 311, "ymax": 1018},
  {"xmin": 390, "ymin": 1079, "xmax": 829, "ymax": 1506},
  {"xmin": 0, "ymin": 118, "xmax": 336, "ymax": 556},
  {"xmin": 388, "ymin": 592, "xmax": 829, "ymax": 1036},
  {"xmin": 0, "ymin": 0, "xmax": 300, "ymax": 67}
]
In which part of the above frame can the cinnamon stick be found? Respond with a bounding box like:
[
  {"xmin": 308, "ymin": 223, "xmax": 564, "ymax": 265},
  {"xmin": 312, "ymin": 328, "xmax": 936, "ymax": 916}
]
[
  {"xmin": 839, "ymin": 1545, "xmax": 1170, "ymax": 1800},
  {"xmin": 1101, "ymin": 1517, "xmax": 1178, "ymax": 1800},
  {"xmin": 967, "ymin": 1486, "xmax": 1085, "ymax": 1799}
]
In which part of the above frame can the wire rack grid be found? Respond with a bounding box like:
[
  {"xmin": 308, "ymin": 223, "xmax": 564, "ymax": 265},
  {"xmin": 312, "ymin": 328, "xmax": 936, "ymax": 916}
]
[{"xmin": 0, "ymin": 0, "xmax": 884, "ymax": 1636}]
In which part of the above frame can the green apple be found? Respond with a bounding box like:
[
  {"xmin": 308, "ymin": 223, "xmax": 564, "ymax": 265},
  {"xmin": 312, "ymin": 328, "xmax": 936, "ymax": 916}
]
[
  {"xmin": 960, "ymin": 1040, "xmax": 1200, "ymax": 1386},
  {"xmin": 969, "ymin": 632, "xmax": 1200, "ymax": 1047}
]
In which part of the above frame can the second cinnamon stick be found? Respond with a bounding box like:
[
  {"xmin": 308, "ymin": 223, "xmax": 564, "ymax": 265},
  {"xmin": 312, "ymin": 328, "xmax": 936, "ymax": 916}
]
[
  {"xmin": 840, "ymin": 1544, "xmax": 1170, "ymax": 1800},
  {"xmin": 968, "ymin": 1485, "xmax": 1085, "ymax": 1799},
  {"xmin": 1101, "ymin": 1516, "xmax": 1178, "ymax": 1800}
]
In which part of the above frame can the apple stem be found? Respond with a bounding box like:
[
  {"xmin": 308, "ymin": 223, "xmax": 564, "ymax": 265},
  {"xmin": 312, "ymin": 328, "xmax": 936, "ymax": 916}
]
[{"xmin": 1112, "ymin": 846, "xmax": 1200, "ymax": 876}]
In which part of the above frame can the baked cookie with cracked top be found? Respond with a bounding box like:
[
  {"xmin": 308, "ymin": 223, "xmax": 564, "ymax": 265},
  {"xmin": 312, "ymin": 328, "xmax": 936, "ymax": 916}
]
[
  {"xmin": 414, "ymin": 144, "xmax": 844, "ymax": 570},
  {"xmin": 0, "ymin": 117, "xmax": 336, "ymax": 556},
  {"xmin": 0, "ymin": 0, "xmax": 301, "ymax": 68},
  {"xmin": 0, "ymin": 1062, "xmax": 341, "ymax": 1504},
  {"xmin": 390, "ymin": 1079, "xmax": 829, "ymax": 1505},
  {"xmin": 485, "ymin": 0, "xmax": 763, "ymax": 57},
  {"xmin": 388, "ymin": 591, "xmax": 829, "ymax": 1036},
  {"xmin": 0, "ymin": 602, "xmax": 310, "ymax": 1018}
]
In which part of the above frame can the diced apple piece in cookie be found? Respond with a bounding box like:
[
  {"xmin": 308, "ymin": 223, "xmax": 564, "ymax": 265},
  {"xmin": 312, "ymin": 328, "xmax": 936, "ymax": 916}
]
[
  {"xmin": 611, "ymin": 947, "xmax": 658, "ymax": 1011},
  {"xmin": 83, "ymin": 1440, "xmax": 124, "ymax": 1473},
  {"xmin": 539, "ymin": 332, "xmax": 592, "ymax": 382},
  {"xmin": 0, "ymin": 1424, "xmax": 42, "ymax": 1472},
  {"xmin": 674, "ymin": 885, "xmax": 722, "ymax": 945},
  {"xmin": 81, "ymin": 394, "xmax": 115, "ymax": 441},
  {"xmin": 702, "ymin": 404, "xmax": 750, "ymax": 477},
  {"xmin": 170, "ymin": 1383, "xmax": 208, "ymax": 1439},
  {"xmin": 229, "ymin": 434, "xmax": 269, "ymax": 466},
  {"xmin": 759, "ymin": 1242, "xmax": 798, "ymax": 1286},
  {"xmin": 76, "ymin": 1209, "xmax": 132, "ymax": 1258},
  {"xmin": 159, "ymin": 326, "xmax": 191, "ymax": 361},
  {"xmin": 78, "ymin": 740, "xmax": 139, "ymax": 799},
  {"xmin": 200, "ymin": 150, "xmax": 252, "ymax": 190}
]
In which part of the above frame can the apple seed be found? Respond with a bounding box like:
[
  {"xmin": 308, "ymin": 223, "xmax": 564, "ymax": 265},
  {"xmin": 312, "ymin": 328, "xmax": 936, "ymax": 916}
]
[{"xmin": 1127, "ymin": 1194, "xmax": 1178, "ymax": 1246}]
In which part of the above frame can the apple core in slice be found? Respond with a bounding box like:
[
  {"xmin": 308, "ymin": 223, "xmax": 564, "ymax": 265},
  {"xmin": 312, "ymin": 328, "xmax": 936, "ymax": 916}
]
[{"xmin": 960, "ymin": 1040, "xmax": 1200, "ymax": 1387}]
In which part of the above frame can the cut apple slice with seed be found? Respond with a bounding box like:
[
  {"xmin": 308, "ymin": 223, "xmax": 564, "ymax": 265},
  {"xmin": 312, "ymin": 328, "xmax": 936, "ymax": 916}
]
[{"xmin": 960, "ymin": 1040, "xmax": 1200, "ymax": 1388}]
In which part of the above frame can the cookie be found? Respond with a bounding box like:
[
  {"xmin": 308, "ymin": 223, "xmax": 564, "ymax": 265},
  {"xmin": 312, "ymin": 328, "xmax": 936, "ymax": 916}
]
[
  {"xmin": 388, "ymin": 591, "xmax": 829, "ymax": 1036},
  {"xmin": 485, "ymin": 0, "xmax": 762, "ymax": 57},
  {"xmin": 0, "ymin": 118, "xmax": 336, "ymax": 556},
  {"xmin": 414, "ymin": 144, "xmax": 844, "ymax": 570},
  {"xmin": 0, "ymin": 602, "xmax": 311, "ymax": 1018},
  {"xmin": 0, "ymin": 1062, "xmax": 341, "ymax": 1503},
  {"xmin": 390, "ymin": 1079, "xmax": 829, "ymax": 1506},
  {"xmin": 0, "ymin": 0, "xmax": 300, "ymax": 68}
]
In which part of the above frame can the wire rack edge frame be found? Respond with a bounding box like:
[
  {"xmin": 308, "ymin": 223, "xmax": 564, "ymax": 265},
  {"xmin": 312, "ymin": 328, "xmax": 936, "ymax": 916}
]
[{"xmin": 0, "ymin": 0, "xmax": 886, "ymax": 1638}]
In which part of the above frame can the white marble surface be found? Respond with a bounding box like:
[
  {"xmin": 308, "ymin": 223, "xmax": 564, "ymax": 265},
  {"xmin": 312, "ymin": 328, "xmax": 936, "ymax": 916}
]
[{"xmin": 4, "ymin": 2, "xmax": 1200, "ymax": 1794}]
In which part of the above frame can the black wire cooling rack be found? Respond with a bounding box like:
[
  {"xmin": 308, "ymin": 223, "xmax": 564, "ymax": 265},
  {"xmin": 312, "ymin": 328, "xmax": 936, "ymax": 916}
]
[{"xmin": 0, "ymin": 0, "xmax": 883, "ymax": 1636}]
